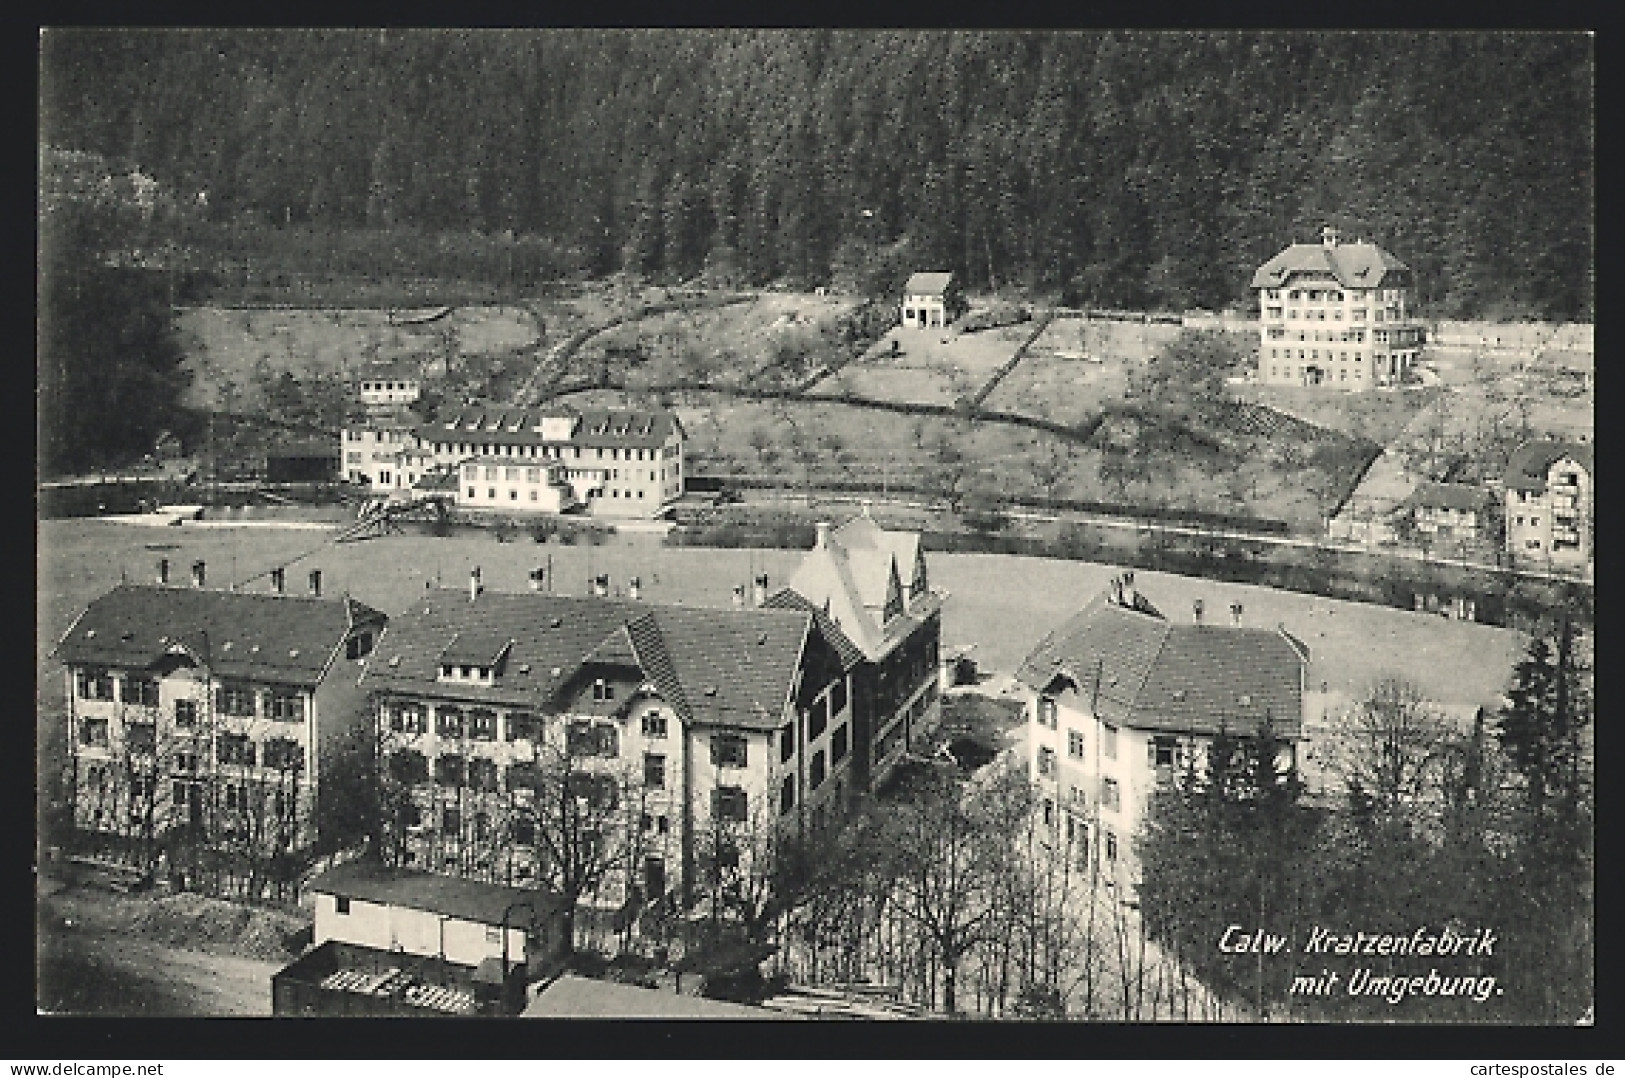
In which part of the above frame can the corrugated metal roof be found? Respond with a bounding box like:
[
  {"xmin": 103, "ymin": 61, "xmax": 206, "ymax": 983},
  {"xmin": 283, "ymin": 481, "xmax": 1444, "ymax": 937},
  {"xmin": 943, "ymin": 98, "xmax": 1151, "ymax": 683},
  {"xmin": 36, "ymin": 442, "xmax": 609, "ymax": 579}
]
[{"xmin": 53, "ymin": 584, "xmax": 385, "ymax": 687}]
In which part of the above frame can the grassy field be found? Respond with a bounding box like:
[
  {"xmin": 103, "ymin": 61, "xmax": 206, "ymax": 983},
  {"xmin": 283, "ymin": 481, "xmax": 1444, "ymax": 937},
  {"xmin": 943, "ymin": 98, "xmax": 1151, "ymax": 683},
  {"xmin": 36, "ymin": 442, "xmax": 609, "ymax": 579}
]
[
  {"xmin": 809, "ymin": 321, "xmax": 1032, "ymax": 406},
  {"xmin": 981, "ymin": 352, "xmax": 1132, "ymax": 424}
]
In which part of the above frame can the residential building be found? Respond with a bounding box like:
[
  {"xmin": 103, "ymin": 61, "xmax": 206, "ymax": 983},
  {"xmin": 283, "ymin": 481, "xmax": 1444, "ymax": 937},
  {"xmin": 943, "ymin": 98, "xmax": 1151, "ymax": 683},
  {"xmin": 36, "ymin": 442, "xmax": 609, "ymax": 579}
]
[
  {"xmin": 341, "ymin": 406, "xmax": 686, "ymax": 517},
  {"xmin": 766, "ymin": 507, "xmax": 946, "ymax": 791},
  {"xmin": 1252, "ymin": 226, "xmax": 1425, "ymax": 391},
  {"xmin": 1017, "ymin": 573, "xmax": 1309, "ymax": 887},
  {"xmin": 1502, "ymin": 439, "xmax": 1593, "ymax": 570},
  {"xmin": 54, "ymin": 573, "xmax": 386, "ymax": 854},
  {"xmin": 901, "ymin": 272, "xmax": 965, "ymax": 330},
  {"xmin": 358, "ymin": 580, "xmax": 852, "ymax": 912},
  {"xmin": 1401, "ymin": 482, "xmax": 1491, "ymax": 544},
  {"xmin": 357, "ymin": 360, "xmax": 423, "ymax": 407}
]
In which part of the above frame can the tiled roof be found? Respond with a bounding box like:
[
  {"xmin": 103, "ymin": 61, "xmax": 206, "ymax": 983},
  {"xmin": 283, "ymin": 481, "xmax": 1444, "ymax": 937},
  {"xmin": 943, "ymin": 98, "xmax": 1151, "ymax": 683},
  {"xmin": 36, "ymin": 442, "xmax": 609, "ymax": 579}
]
[
  {"xmin": 53, "ymin": 584, "xmax": 385, "ymax": 687},
  {"xmin": 1503, "ymin": 439, "xmax": 1593, "ymax": 492},
  {"xmin": 761, "ymin": 588, "xmax": 866, "ymax": 671},
  {"xmin": 1406, "ymin": 482, "xmax": 1489, "ymax": 513},
  {"xmin": 421, "ymin": 408, "xmax": 682, "ymax": 450},
  {"xmin": 1250, "ymin": 241, "xmax": 1411, "ymax": 290},
  {"xmin": 357, "ymin": 359, "xmax": 422, "ymax": 383},
  {"xmin": 1016, "ymin": 589, "xmax": 1306, "ymax": 737},
  {"xmin": 438, "ymin": 627, "xmax": 516, "ymax": 668},
  {"xmin": 904, "ymin": 272, "xmax": 955, "ymax": 296},
  {"xmin": 361, "ymin": 590, "xmax": 823, "ymax": 730},
  {"xmin": 307, "ymin": 860, "xmax": 566, "ymax": 926}
]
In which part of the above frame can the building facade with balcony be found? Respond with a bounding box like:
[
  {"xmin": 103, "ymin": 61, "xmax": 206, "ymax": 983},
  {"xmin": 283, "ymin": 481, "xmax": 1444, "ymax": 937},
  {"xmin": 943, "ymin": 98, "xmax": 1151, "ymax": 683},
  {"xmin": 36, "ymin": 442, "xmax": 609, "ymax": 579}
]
[
  {"xmin": 358, "ymin": 581, "xmax": 852, "ymax": 917},
  {"xmin": 1252, "ymin": 226, "xmax": 1425, "ymax": 391},
  {"xmin": 54, "ymin": 575, "xmax": 386, "ymax": 856},
  {"xmin": 1401, "ymin": 481, "xmax": 1491, "ymax": 544},
  {"xmin": 1017, "ymin": 574, "xmax": 1309, "ymax": 889},
  {"xmin": 1502, "ymin": 439, "xmax": 1593, "ymax": 571},
  {"xmin": 766, "ymin": 508, "xmax": 946, "ymax": 792}
]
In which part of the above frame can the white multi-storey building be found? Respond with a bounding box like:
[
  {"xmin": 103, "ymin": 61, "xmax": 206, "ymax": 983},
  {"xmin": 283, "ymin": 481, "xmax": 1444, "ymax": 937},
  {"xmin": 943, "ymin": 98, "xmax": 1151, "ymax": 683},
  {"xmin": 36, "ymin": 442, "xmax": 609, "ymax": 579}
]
[
  {"xmin": 1252, "ymin": 226, "xmax": 1425, "ymax": 391},
  {"xmin": 1502, "ymin": 439, "xmax": 1593, "ymax": 571},
  {"xmin": 1017, "ymin": 574, "xmax": 1309, "ymax": 888}
]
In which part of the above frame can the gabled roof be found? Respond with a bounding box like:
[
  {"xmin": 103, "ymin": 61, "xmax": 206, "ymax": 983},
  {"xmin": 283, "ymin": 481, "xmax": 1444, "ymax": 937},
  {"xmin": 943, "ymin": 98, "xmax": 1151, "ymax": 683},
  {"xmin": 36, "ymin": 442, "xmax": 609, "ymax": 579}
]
[
  {"xmin": 1406, "ymin": 482, "xmax": 1489, "ymax": 513},
  {"xmin": 784, "ymin": 510, "xmax": 937, "ymax": 662},
  {"xmin": 761, "ymin": 588, "xmax": 866, "ymax": 672},
  {"xmin": 361, "ymin": 590, "xmax": 824, "ymax": 730},
  {"xmin": 1016, "ymin": 588, "xmax": 1305, "ymax": 737},
  {"xmin": 904, "ymin": 272, "xmax": 955, "ymax": 296},
  {"xmin": 307, "ymin": 860, "xmax": 567, "ymax": 926},
  {"xmin": 357, "ymin": 358, "xmax": 422, "ymax": 383},
  {"xmin": 53, "ymin": 584, "xmax": 385, "ymax": 687},
  {"xmin": 438, "ymin": 627, "xmax": 515, "ymax": 668},
  {"xmin": 1503, "ymin": 439, "xmax": 1593, "ymax": 492},
  {"xmin": 1251, "ymin": 240, "xmax": 1411, "ymax": 291}
]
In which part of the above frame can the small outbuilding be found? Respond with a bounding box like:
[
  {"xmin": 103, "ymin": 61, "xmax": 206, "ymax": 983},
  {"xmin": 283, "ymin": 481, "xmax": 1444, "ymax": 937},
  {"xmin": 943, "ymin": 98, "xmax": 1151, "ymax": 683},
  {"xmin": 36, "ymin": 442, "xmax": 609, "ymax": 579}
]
[{"xmin": 901, "ymin": 272, "xmax": 965, "ymax": 330}]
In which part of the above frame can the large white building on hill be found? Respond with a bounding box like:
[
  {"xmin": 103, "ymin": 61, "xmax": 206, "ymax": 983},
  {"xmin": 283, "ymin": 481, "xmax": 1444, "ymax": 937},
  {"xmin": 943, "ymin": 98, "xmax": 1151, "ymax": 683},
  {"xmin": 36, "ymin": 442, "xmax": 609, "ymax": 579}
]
[{"xmin": 1252, "ymin": 226, "xmax": 1425, "ymax": 391}]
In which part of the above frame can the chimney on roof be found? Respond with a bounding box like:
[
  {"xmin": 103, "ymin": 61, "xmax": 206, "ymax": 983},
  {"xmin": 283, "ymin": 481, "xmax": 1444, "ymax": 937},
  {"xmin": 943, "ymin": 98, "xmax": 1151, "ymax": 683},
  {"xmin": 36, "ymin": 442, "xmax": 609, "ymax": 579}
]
[
  {"xmin": 469, "ymin": 566, "xmax": 483, "ymax": 602},
  {"xmin": 1230, "ymin": 601, "xmax": 1243, "ymax": 627},
  {"xmin": 1122, "ymin": 571, "xmax": 1137, "ymax": 609},
  {"xmin": 308, "ymin": 570, "xmax": 322, "ymax": 598},
  {"xmin": 271, "ymin": 567, "xmax": 285, "ymax": 594},
  {"xmin": 1193, "ymin": 598, "xmax": 1204, "ymax": 625},
  {"xmin": 628, "ymin": 576, "xmax": 642, "ymax": 601},
  {"xmin": 1109, "ymin": 576, "xmax": 1123, "ymax": 606},
  {"xmin": 528, "ymin": 567, "xmax": 545, "ymax": 593},
  {"xmin": 191, "ymin": 561, "xmax": 206, "ymax": 589},
  {"xmin": 815, "ymin": 521, "xmax": 831, "ymax": 549},
  {"xmin": 732, "ymin": 584, "xmax": 746, "ymax": 608},
  {"xmin": 752, "ymin": 573, "xmax": 768, "ymax": 608},
  {"xmin": 1321, "ymin": 225, "xmax": 1340, "ymax": 248},
  {"xmin": 593, "ymin": 574, "xmax": 609, "ymax": 598},
  {"xmin": 157, "ymin": 558, "xmax": 169, "ymax": 585}
]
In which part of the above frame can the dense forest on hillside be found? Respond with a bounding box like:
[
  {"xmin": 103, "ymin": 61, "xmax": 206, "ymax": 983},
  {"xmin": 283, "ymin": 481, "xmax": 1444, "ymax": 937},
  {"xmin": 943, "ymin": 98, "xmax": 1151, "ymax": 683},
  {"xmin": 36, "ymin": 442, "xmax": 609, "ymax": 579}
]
[{"xmin": 41, "ymin": 29, "xmax": 1592, "ymax": 318}]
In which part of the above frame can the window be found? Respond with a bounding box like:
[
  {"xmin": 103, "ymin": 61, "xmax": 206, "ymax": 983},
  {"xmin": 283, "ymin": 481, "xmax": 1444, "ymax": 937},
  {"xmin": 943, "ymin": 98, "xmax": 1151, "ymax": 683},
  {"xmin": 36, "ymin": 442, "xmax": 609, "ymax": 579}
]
[
  {"xmin": 832, "ymin": 724, "xmax": 849, "ymax": 763},
  {"xmin": 389, "ymin": 703, "xmax": 425, "ymax": 734},
  {"xmin": 336, "ymin": 896, "xmax": 351, "ymax": 915},
  {"xmin": 467, "ymin": 487, "xmax": 476, "ymax": 499},
  {"xmin": 443, "ymin": 808, "xmax": 461, "ymax": 834},
  {"xmin": 79, "ymin": 717, "xmax": 109, "ymax": 748},
  {"xmin": 436, "ymin": 708, "xmax": 464, "ymax": 738},
  {"xmin": 217, "ymin": 733, "xmax": 255, "ymax": 767},
  {"xmin": 468, "ymin": 758, "xmax": 499, "ymax": 792},
  {"xmin": 1036, "ymin": 697, "xmax": 1057, "ymax": 729},
  {"xmin": 808, "ymin": 704, "xmax": 827, "ymax": 742},
  {"xmin": 125, "ymin": 722, "xmax": 157, "ymax": 756},
  {"xmin": 513, "ymin": 817, "xmax": 536, "ymax": 845},
  {"xmin": 390, "ymin": 750, "xmax": 428, "ymax": 785},
  {"xmin": 831, "ymin": 679, "xmax": 848, "ymax": 715},
  {"xmin": 1101, "ymin": 777, "xmax": 1121, "ymax": 812},
  {"xmin": 469, "ymin": 709, "xmax": 497, "ymax": 741},
  {"xmin": 811, "ymin": 750, "xmax": 827, "ymax": 789},
  {"xmin": 1037, "ymin": 746, "xmax": 1056, "ymax": 778},
  {"xmin": 780, "ymin": 725, "xmax": 795, "ymax": 763},
  {"xmin": 644, "ymin": 754, "xmax": 666, "ymax": 789},
  {"xmin": 263, "ymin": 737, "xmax": 302, "ymax": 771},
  {"xmin": 1105, "ymin": 831, "xmax": 1118, "ymax": 862},
  {"xmin": 217, "ymin": 684, "xmax": 255, "ymax": 717},
  {"xmin": 435, "ymin": 754, "xmax": 466, "ymax": 787},
  {"xmin": 506, "ymin": 712, "xmax": 539, "ymax": 742},
  {"xmin": 1043, "ymin": 799, "xmax": 1054, "ymax": 827},
  {"xmin": 714, "ymin": 786, "xmax": 748, "ymax": 822},
  {"xmin": 1102, "ymin": 724, "xmax": 1118, "ymax": 760},
  {"xmin": 641, "ymin": 711, "xmax": 667, "ymax": 739},
  {"xmin": 592, "ymin": 678, "xmax": 615, "ymax": 702},
  {"xmin": 122, "ymin": 676, "xmax": 160, "ymax": 707},
  {"xmin": 269, "ymin": 690, "xmax": 304, "ymax": 722},
  {"xmin": 711, "ymin": 733, "xmax": 748, "ymax": 768},
  {"xmin": 1151, "ymin": 736, "xmax": 1178, "ymax": 768},
  {"xmin": 1067, "ymin": 729, "xmax": 1085, "ymax": 759},
  {"xmin": 346, "ymin": 633, "xmax": 374, "ymax": 660},
  {"xmin": 781, "ymin": 775, "xmax": 796, "ymax": 815}
]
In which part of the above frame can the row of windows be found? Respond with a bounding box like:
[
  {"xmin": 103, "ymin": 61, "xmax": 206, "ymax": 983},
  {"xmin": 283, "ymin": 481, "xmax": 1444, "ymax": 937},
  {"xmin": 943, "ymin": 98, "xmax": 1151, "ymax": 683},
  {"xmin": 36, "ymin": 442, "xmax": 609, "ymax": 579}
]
[
  {"xmin": 74, "ymin": 676, "xmax": 303, "ymax": 724},
  {"xmin": 389, "ymin": 703, "xmax": 673, "ymax": 744},
  {"xmin": 79, "ymin": 719, "xmax": 303, "ymax": 770},
  {"xmin": 433, "ymin": 442, "xmax": 677, "ymax": 464}
]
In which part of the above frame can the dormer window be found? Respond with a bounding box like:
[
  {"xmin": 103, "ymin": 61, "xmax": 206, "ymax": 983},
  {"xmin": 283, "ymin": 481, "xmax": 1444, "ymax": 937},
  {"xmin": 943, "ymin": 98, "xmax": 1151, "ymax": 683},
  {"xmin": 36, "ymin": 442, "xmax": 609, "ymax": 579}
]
[{"xmin": 592, "ymin": 678, "xmax": 615, "ymax": 702}]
